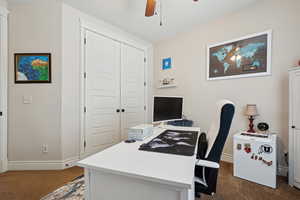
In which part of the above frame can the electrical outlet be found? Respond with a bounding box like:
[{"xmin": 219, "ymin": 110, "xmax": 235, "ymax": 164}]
[{"xmin": 42, "ymin": 144, "xmax": 48, "ymax": 153}]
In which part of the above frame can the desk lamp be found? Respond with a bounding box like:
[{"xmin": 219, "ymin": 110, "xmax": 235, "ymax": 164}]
[{"xmin": 245, "ymin": 104, "xmax": 258, "ymax": 133}]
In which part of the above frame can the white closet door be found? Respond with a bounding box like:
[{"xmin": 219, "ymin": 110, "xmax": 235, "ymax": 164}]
[
  {"xmin": 291, "ymin": 71, "xmax": 300, "ymax": 186},
  {"xmin": 0, "ymin": 13, "xmax": 8, "ymax": 173},
  {"xmin": 295, "ymin": 130, "xmax": 300, "ymax": 185},
  {"xmin": 121, "ymin": 44, "xmax": 146, "ymax": 139},
  {"xmin": 291, "ymin": 71, "xmax": 300, "ymax": 130},
  {"xmin": 85, "ymin": 30, "xmax": 121, "ymax": 156}
]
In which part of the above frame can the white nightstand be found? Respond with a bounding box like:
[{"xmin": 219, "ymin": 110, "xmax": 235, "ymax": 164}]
[{"xmin": 233, "ymin": 131, "xmax": 277, "ymax": 188}]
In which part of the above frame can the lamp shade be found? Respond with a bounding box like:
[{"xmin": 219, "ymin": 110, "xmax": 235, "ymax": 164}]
[{"xmin": 245, "ymin": 104, "xmax": 258, "ymax": 116}]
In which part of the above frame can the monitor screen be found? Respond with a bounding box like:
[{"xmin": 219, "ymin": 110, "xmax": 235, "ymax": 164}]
[{"xmin": 153, "ymin": 96, "xmax": 183, "ymax": 122}]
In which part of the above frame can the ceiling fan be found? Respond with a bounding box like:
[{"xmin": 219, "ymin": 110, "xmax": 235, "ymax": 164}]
[
  {"xmin": 145, "ymin": 0, "xmax": 199, "ymax": 25},
  {"xmin": 145, "ymin": 0, "xmax": 157, "ymax": 17}
]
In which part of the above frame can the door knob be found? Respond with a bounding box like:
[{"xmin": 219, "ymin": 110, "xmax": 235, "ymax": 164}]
[
  {"xmin": 116, "ymin": 109, "xmax": 120, "ymax": 113},
  {"xmin": 292, "ymin": 125, "xmax": 296, "ymax": 129},
  {"xmin": 121, "ymin": 109, "xmax": 125, "ymax": 112},
  {"xmin": 0, "ymin": 111, "xmax": 2, "ymax": 116}
]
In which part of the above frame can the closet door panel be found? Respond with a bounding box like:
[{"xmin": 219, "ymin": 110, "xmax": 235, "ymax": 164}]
[
  {"xmin": 292, "ymin": 72, "xmax": 300, "ymax": 128},
  {"xmin": 85, "ymin": 30, "xmax": 121, "ymax": 156},
  {"xmin": 294, "ymin": 130, "xmax": 300, "ymax": 184},
  {"xmin": 121, "ymin": 44, "xmax": 146, "ymax": 139},
  {"xmin": 291, "ymin": 71, "xmax": 300, "ymax": 186}
]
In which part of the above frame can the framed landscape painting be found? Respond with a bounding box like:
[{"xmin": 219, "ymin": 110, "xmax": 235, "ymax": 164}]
[
  {"xmin": 15, "ymin": 53, "xmax": 51, "ymax": 83},
  {"xmin": 207, "ymin": 30, "xmax": 272, "ymax": 80}
]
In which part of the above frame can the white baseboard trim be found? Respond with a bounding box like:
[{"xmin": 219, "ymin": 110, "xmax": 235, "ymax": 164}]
[
  {"xmin": 8, "ymin": 160, "xmax": 64, "ymax": 171},
  {"xmin": 0, "ymin": 158, "xmax": 8, "ymax": 173},
  {"xmin": 221, "ymin": 153, "xmax": 233, "ymax": 163},
  {"xmin": 8, "ymin": 157, "xmax": 79, "ymax": 171},
  {"xmin": 62, "ymin": 157, "xmax": 80, "ymax": 169}
]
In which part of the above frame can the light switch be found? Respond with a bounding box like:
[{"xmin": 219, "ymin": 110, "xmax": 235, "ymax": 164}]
[{"xmin": 23, "ymin": 96, "xmax": 33, "ymax": 104}]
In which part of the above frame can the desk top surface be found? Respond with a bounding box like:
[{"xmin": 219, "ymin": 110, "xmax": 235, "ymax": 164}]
[{"xmin": 77, "ymin": 125, "xmax": 200, "ymax": 189}]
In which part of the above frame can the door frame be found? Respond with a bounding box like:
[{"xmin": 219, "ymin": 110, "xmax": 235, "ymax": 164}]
[
  {"xmin": 79, "ymin": 19, "xmax": 152, "ymax": 158},
  {"xmin": 0, "ymin": 6, "xmax": 8, "ymax": 173}
]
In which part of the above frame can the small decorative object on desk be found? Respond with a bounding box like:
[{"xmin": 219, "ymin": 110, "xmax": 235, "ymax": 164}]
[
  {"xmin": 128, "ymin": 124, "xmax": 153, "ymax": 141},
  {"xmin": 245, "ymin": 104, "xmax": 259, "ymax": 133},
  {"xmin": 257, "ymin": 122, "xmax": 269, "ymax": 134}
]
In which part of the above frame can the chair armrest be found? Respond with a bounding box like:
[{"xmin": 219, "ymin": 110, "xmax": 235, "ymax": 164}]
[
  {"xmin": 197, "ymin": 132, "xmax": 208, "ymax": 159},
  {"xmin": 196, "ymin": 159, "xmax": 219, "ymax": 169}
]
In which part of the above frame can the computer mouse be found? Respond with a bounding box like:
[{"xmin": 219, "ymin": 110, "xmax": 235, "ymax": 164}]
[{"xmin": 125, "ymin": 139, "xmax": 136, "ymax": 143}]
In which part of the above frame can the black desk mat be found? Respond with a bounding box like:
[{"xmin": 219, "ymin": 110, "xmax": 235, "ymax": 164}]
[{"xmin": 139, "ymin": 130, "xmax": 199, "ymax": 156}]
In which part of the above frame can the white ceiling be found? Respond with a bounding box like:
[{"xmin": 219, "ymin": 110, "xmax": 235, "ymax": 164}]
[{"xmin": 20, "ymin": 0, "xmax": 260, "ymax": 43}]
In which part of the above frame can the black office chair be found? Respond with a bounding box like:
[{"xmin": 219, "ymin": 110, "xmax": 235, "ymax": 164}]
[{"xmin": 195, "ymin": 100, "xmax": 235, "ymax": 199}]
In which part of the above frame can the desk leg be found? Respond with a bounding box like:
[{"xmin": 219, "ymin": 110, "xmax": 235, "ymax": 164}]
[
  {"xmin": 180, "ymin": 185, "xmax": 194, "ymax": 200},
  {"xmin": 84, "ymin": 168, "xmax": 91, "ymax": 200}
]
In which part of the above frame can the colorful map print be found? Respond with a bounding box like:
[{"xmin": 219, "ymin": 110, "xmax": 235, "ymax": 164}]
[{"xmin": 209, "ymin": 34, "xmax": 268, "ymax": 79}]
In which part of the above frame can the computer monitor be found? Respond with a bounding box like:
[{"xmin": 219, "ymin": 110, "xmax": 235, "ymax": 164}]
[{"xmin": 153, "ymin": 96, "xmax": 183, "ymax": 122}]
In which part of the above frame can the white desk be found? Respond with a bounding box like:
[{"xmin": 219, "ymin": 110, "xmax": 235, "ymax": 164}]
[{"xmin": 77, "ymin": 126, "xmax": 200, "ymax": 200}]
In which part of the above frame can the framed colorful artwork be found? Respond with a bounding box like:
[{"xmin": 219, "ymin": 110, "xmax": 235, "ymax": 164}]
[
  {"xmin": 14, "ymin": 53, "xmax": 52, "ymax": 83},
  {"xmin": 207, "ymin": 30, "xmax": 272, "ymax": 80},
  {"xmin": 162, "ymin": 57, "xmax": 172, "ymax": 70}
]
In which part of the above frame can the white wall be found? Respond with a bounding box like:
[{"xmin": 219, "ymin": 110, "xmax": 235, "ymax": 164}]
[
  {"xmin": 8, "ymin": 0, "xmax": 62, "ymax": 162},
  {"xmin": 154, "ymin": 0, "xmax": 300, "ymax": 167},
  {"xmin": 0, "ymin": 0, "xmax": 7, "ymax": 8},
  {"xmin": 61, "ymin": 3, "xmax": 153, "ymax": 160},
  {"xmin": 6, "ymin": 0, "xmax": 152, "ymax": 169},
  {"xmin": 7, "ymin": 0, "xmax": 152, "ymax": 169},
  {"xmin": 61, "ymin": 3, "xmax": 80, "ymax": 161}
]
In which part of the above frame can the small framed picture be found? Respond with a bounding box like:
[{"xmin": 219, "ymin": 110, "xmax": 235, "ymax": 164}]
[
  {"xmin": 14, "ymin": 53, "xmax": 52, "ymax": 83},
  {"xmin": 162, "ymin": 57, "xmax": 172, "ymax": 70}
]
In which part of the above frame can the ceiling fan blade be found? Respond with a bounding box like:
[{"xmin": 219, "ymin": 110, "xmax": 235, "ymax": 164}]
[{"xmin": 145, "ymin": 0, "xmax": 156, "ymax": 17}]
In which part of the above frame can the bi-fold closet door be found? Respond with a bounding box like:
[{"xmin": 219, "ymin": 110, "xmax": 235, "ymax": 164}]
[
  {"xmin": 289, "ymin": 69, "xmax": 300, "ymax": 189},
  {"xmin": 84, "ymin": 30, "xmax": 146, "ymax": 156}
]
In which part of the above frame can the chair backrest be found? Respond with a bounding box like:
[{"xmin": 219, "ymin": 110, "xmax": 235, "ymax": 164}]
[{"xmin": 205, "ymin": 100, "xmax": 235, "ymax": 163}]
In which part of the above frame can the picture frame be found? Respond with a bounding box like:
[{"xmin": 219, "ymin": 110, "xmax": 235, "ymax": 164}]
[
  {"xmin": 14, "ymin": 53, "xmax": 52, "ymax": 83},
  {"xmin": 162, "ymin": 57, "xmax": 172, "ymax": 70},
  {"xmin": 207, "ymin": 30, "xmax": 272, "ymax": 80}
]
